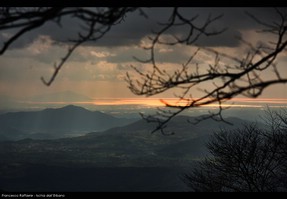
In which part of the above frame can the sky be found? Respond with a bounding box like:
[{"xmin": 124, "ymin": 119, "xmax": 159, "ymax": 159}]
[{"xmin": 0, "ymin": 7, "xmax": 286, "ymax": 109}]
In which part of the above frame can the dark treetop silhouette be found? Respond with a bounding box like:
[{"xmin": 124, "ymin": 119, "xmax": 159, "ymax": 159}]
[{"xmin": 183, "ymin": 109, "xmax": 287, "ymax": 192}]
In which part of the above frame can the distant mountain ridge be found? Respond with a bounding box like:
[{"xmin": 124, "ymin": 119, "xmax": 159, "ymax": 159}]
[
  {"xmin": 0, "ymin": 105, "xmax": 136, "ymax": 140},
  {"xmin": 0, "ymin": 111, "xmax": 267, "ymax": 192},
  {"xmin": 0, "ymin": 114, "xmax": 255, "ymax": 168}
]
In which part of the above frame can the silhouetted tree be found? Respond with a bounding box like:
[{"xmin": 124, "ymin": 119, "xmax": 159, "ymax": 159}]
[
  {"xmin": 183, "ymin": 109, "xmax": 287, "ymax": 192},
  {"xmin": 1, "ymin": 8, "xmax": 287, "ymax": 133}
]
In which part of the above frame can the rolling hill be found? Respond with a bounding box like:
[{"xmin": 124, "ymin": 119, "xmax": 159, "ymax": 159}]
[
  {"xmin": 0, "ymin": 114, "xmax": 255, "ymax": 192},
  {"xmin": 0, "ymin": 105, "xmax": 136, "ymax": 140},
  {"xmin": 0, "ymin": 114, "xmax": 250, "ymax": 166}
]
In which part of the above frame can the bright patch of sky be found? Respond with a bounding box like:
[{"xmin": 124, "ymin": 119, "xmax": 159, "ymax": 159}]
[{"xmin": 0, "ymin": 7, "xmax": 286, "ymax": 110}]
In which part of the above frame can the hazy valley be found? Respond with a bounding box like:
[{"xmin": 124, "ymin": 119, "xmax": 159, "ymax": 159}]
[{"xmin": 0, "ymin": 105, "xmax": 256, "ymax": 192}]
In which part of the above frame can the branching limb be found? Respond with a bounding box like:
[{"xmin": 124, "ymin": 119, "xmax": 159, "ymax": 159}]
[
  {"xmin": 127, "ymin": 8, "xmax": 287, "ymax": 134},
  {"xmin": 0, "ymin": 7, "xmax": 138, "ymax": 86}
]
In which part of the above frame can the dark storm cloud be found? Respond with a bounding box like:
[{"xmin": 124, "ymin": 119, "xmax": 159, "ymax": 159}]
[
  {"xmin": 95, "ymin": 7, "xmax": 285, "ymax": 47},
  {"xmin": 0, "ymin": 7, "xmax": 283, "ymax": 50},
  {"xmin": 195, "ymin": 29, "xmax": 242, "ymax": 47}
]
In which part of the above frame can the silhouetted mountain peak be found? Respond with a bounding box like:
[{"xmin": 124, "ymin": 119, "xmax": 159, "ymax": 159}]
[
  {"xmin": 0, "ymin": 105, "xmax": 135, "ymax": 140},
  {"xmin": 56, "ymin": 105, "xmax": 88, "ymax": 112},
  {"xmin": 40, "ymin": 105, "xmax": 116, "ymax": 122},
  {"xmin": 47, "ymin": 105, "xmax": 111, "ymax": 116}
]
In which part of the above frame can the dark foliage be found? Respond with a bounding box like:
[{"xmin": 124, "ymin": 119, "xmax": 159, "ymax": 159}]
[{"xmin": 183, "ymin": 109, "xmax": 287, "ymax": 192}]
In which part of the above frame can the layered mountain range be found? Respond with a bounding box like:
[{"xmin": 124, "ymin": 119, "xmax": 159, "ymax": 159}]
[{"xmin": 0, "ymin": 105, "xmax": 136, "ymax": 140}]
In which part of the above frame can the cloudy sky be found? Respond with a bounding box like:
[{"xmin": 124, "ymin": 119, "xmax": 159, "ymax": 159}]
[{"xmin": 0, "ymin": 7, "xmax": 286, "ymax": 105}]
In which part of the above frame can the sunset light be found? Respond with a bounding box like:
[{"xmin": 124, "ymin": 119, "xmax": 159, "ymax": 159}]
[
  {"xmin": 21, "ymin": 97, "xmax": 287, "ymax": 109},
  {"xmin": 0, "ymin": 7, "xmax": 287, "ymax": 193}
]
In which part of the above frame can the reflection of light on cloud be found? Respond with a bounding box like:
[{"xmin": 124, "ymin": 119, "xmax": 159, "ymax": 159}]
[
  {"xmin": 203, "ymin": 104, "xmax": 263, "ymax": 108},
  {"xmin": 159, "ymin": 48, "xmax": 173, "ymax": 53},
  {"xmin": 22, "ymin": 101, "xmax": 95, "ymax": 105},
  {"xmin": 27, "ymin": 35, "xmax": 53, "ymax": 55},
  {"xmin": 93, "ymin": 99, "xmax": 166, "ymax": 106},
  {"xmin": 90, "ymin": 50, "xmax": 113, "ymax": 58},
  {"xmin": 230, "ymin": 98, "xmax": 287, "ymax": 104}
]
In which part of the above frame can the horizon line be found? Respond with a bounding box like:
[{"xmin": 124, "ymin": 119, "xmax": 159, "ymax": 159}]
[{"xmin": 19, "ymin": 97, "xmax": 287, "ymax": 108}]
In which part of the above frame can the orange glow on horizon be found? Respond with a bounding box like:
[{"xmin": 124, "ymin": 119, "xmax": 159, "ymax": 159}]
[{"xmin": 22, "ymin": 97, "xmax": 287, "ymax": 108}]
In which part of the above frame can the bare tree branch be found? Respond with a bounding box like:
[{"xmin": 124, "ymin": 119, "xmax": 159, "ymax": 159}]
[
  {"xmin": 127, "ymin": 8, "xmax": 287, "ymax": 134},
  {"xmin": 1, "ymin": 8, "xmax": 287, "ymax": 134},
  {"xmin": 0, "ymin": 7, "xmax": 138, "ymax": 86}
]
